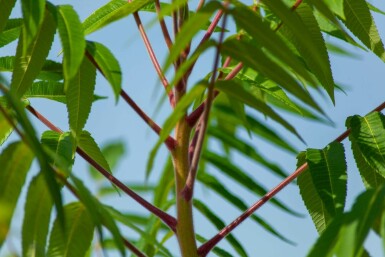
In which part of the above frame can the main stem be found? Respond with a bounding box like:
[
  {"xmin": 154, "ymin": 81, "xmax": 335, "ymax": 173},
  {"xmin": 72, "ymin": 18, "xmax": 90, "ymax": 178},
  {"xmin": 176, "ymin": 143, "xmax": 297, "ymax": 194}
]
[{"xmin": 172, "ymin": 115, "xmax": 198, "ymax": 257}]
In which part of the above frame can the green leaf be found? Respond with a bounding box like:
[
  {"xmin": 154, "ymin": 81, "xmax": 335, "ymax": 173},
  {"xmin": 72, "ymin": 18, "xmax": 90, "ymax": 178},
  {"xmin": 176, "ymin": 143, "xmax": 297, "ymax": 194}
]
[
  {"xmin": 25, "ymin": 81, "xmax": 67, "ymax": 103},
  {"xmin": 66, "ymin": 57, "xmax": 96, "ymax": 139},
  {"xmin": 214, "ymin": 79, "xmax": 303, "ymax": 142},
  {"xmin": 0, "ymin": 0, "xmax": 16, "ymax": 33},
  {"xmin": 22, "ymin": 173, "xmax": 53, "ymax": 257},
  {"xmin": 106, "ymin": 206, "xmax": 173, "ymax": 257},
  {"xmin": 193, "ymin": 199, "xmax": 248, "ymax": 257},
  {"xmin": 347, "ymin": 112, "xmax": 385, "ymax": 178},
  {"xmin": 78, "ymin": 131, "xmax": 112, "ymax": 174},
  {"xmin": 0, "ymin": 142, "xmax": 34, "ymax": 246},
  {"xmin": 303, "ymin": 142, "xmax": 347, "ymax": 232},
  {"xmin": 0, "ymin": 108, "xmax": 14, "ymax": 146},
  {"xmin": 57, "ymin": 5, "xmax": 86, "ymax": 80},
  {"xmin": 342, "ymin": 0, "xmax": 385, "ymax": 61},
  {"xmin": 352, "ymin": 140, "xmax": 385, "ymax": 189},
  {"xmin": 323, "ymin": 0, "xmax": 345, "ymax": 19},
  {"xmin": 230, "ymin": 3, "xmax": 317, "ymax": 87},
  {"xmin": 203, "ymin": 151, "xmax": 300, "ymax": 216},
  {"xmin": 10, "ymin": 8, "xmax": 56, "ymax": 97},
  {"xmin": 146, "ymin": 83, "xmax": 206, "ymax": 176},
  {"xmin": 208, "ymin": 126, "xmax": 288, "ymax": 178},
  {"xmin": 89, "ymin": 140, "xmax": 125, "ymax": 180},
  {"xmin": 0, "ymin": 84, "xmax": 64, "ymax": 228},
  {"xmin": 41, "ymin": 130, "xmax": 74, "ymax": 175},
  {"xmin": 212, "ymin": 104, "xmax": 298, "ymax": 153},
  {"xmin": 279, "ymin": 3, "xmax": 335, "ymax": 102},
  {"xmin": 20, "ymin": 0, "xmax": 45, "ymax": 52},
  {"xmin": 82, "ymin": 0, "xmax": 155, "ymax": 35},
  {"xmin": 86, "ymin": 41, "xmax": 122, "ymax": 101},
  {"xmin": 264, "ymin": 0, "xmax": 335, "ymax": 101},
  {"xmin": 47, "ymin": 202, "xmax": 95, "ymax": 257},
  {"xmin": 70, "ymin": 175, "xmax": 126, "ymax": 256},
  {"xmin": 0, "ymin": 18, "xmax": 22, "ymax": 47},
  {"xmin": 307, "ymin": 186, "xmax": 385, "ymax": 257}
]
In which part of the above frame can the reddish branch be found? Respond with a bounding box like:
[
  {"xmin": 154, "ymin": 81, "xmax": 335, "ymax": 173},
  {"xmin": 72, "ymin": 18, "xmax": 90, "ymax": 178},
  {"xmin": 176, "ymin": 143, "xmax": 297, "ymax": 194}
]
[
  {"xmin": 182, "ymin": 10, "xmax": 229, "ymax": 201},
  {"xmin": 120, "ymin": 90, "xmax": 176, "ymax": 150},
  {"xmin": 85, "ymin": 52, "xmax": 176, "ymax": 150},
  {"xmin": 26, "ymin": 105, "xmax": 177, "ymax": 232},
  {"xmin": 155, "ymin": 0, "xmax": 173, "ymax": 50},
  {"xmin": 197, "ymin": 101, "xmax": 385, "ymax": 257},
  {"xmin": 127, "ymin": 0, "xmax": 175, "ymax": 107}
]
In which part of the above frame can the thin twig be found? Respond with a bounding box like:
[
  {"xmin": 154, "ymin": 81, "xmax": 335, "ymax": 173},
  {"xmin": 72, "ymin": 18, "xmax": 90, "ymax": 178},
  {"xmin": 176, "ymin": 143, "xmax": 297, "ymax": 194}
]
[
  {"xmin": 155, "ymin": 0, "xmax": 173, "ymax": 50},
  {"xmin": 120, "ymin": 90, "xmax": 177, "ymax": 150},
  {"xmin": 85, "ymin": 52, "xmax": 177, "ymax": 150},
  {"xmin": 127, "ymin": 0, "xmax": 174, "ymax": 107},
  {"xmin": 182, "ymin": 9, "xmax": 228, "ymax": 201},
  {"xmin": 197, "ymin": 101, "xmax": 385, "ymax": 257},
  {"xmin": 196, "ymin": 0, "xmax": 205, "ymax": 11},
  {"xmin": 26, "ymin": 105, "xmax": 178, "ymax": 232}
]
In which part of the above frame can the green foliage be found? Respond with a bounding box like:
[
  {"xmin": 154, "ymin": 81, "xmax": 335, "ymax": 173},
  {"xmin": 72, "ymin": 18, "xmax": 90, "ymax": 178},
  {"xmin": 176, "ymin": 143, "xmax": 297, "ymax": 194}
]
[
  {"xmin": 0, "ymin": 142, "xmax": 34, "ymax": 246},
  {"xmin": 47, "ymin": 202, "xmax": 95, "ymax": 257},
  {"xmin": 1, "ymin": 0, "xmax": 385, "ymax": 256}
]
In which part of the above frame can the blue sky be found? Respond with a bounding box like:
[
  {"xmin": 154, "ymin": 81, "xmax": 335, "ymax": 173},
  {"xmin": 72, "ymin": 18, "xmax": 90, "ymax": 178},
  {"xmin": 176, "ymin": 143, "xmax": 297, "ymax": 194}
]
[{"xmin": 1, "ymin": 1, "xmax": 385, "ymax": 256}]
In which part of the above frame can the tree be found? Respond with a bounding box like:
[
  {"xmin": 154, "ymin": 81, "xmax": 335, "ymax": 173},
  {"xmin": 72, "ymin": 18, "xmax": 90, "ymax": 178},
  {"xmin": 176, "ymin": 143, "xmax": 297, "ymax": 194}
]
[{"xmin": 1, "ymin": 0, "xmax": 385, "ymax": 256}]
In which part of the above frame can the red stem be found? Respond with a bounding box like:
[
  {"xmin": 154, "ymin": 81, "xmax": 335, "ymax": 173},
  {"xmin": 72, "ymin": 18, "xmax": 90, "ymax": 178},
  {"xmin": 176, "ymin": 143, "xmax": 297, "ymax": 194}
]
[
  {"xmin": 128, "ymin": 0, "xmax": 175, "ymax": 107},
  {"xmin": 155, "ymin": 0, "xmax": 173, "ymax": 50},
  {"xmin": 120, "ymin": 90, "xmax": 177, "ymax": 150},
  {"xmin": 26, "ymin": 105, "xmax": 177, "ymax": 232},
  {"xmin": 182, "ymin": 9, "xmax": 229, "ymax": 201},
  {"xmin": 197, "ymin": 101, "xmax": 385, "ymax": 256}
]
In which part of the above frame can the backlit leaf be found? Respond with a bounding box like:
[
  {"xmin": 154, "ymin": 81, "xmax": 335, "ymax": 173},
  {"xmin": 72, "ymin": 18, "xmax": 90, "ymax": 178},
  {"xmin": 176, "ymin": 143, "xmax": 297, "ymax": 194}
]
[
  {"xmin": 0, "ymin": 0, "xmax": 16, "ymax": 33},
  {"xmin": 57, "ymin": 5, "xmax": 86, "ymax": 80},
  {"xmin": 22, "ymin": 173, "xmax": 53, "ymax": 257},
  {"xmin": 0, "ymin": 108, "xmax": 14, "ymax": 146},
  {"xmin": 10, "ymin": 8, "xmax": 56, "ymax": 97},
  {"xmin": 21, "ymin": 0, "xmax": 45, "ymax": 51},
  {"xmin": 86, "ymin": 41, "xmax": 122, "ymax": 101},
  {"xmin": 0, "ymin": 142, "xmax": 34, "ymax": 246},
  {"xmin": 66, "ymin": 57, "xmax": 96, "ymax": 139},
  {"xmin": 342, "ymin": 0, "xmax": 385, "ymax": 61},
  {"xmin": 0, "ymin": 18, "xmax": 22, "ymax": 47},
  {"xmin": 347, "ymin": 112, "xmax": 385, "ymax": 178},
  {"xmin": 47, "ymin": 202, "xmax": 95, "ymax": 257},
  {"xmin": 82, "ymin": 0, "xmax": 154, "ymax": 35}
]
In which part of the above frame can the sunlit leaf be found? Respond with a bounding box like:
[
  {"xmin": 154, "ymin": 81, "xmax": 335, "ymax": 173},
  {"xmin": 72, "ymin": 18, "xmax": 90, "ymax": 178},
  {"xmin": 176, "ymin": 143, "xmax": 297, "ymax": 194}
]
[
  {"xmin": 307, "ymin": 186, "xmax": 385, "ymax": 257},
  {"xmin": 79, "ymin": 130, "xmax": 112, "ymax": 174},
  {"xmin": 0, "ymin": 0, "xmax": 16, "ymax": 33},
  {"xmin": 214, "ymin": 79, "xmax": 303, "ymax": 141},
  {"xmin": 22, "ymin": 173, "xmax": 53, "ymax": 257},
  {"xmin": 20, "ymin": 0, "xmax": 45, "ymax": 51},
  {"xmin": 342, "ymin": 0, "xmax": 385, "ymax": 61},
  {"xmin": 70, "ymin": 175, "xmax": 126, "ymax": 256},
  {"xmin": 0, "ymin": 108, "xmax": 14, "ymax": 146},
  {"xmin": 47, "ymin": 202, "xmax": 95, "ymax": 257},
  {"xmin": 351, "ymin": 140, "xmax": 385, "ymax": 189},
  {"xmin": 82, "ymin": 0, "xmax": 154, "ymax": 35},
  {"xmin": 10, "ymin": 8, "xmax": 56, "ymax": 97},
  {"xmin": 347, "ymin": 112, "xmax": 385, "ymax": 178},
  {"xmin": 66, "ymin": 57, "xmax": 96, "ymax": 139},
  {"xmin": 57, "ymin": 5, "xmax": 86, "ymax": 80},
  {"xmin": 86, "ymin": 41, "xmax": 122, "ymax": 102},
  {"xmin": 0, "ymin": 142, "xmax": 34, "ymax": 246},
  {"xmin": 0, "ymin": 18, "xmax": 22, "ymax": 47}
]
